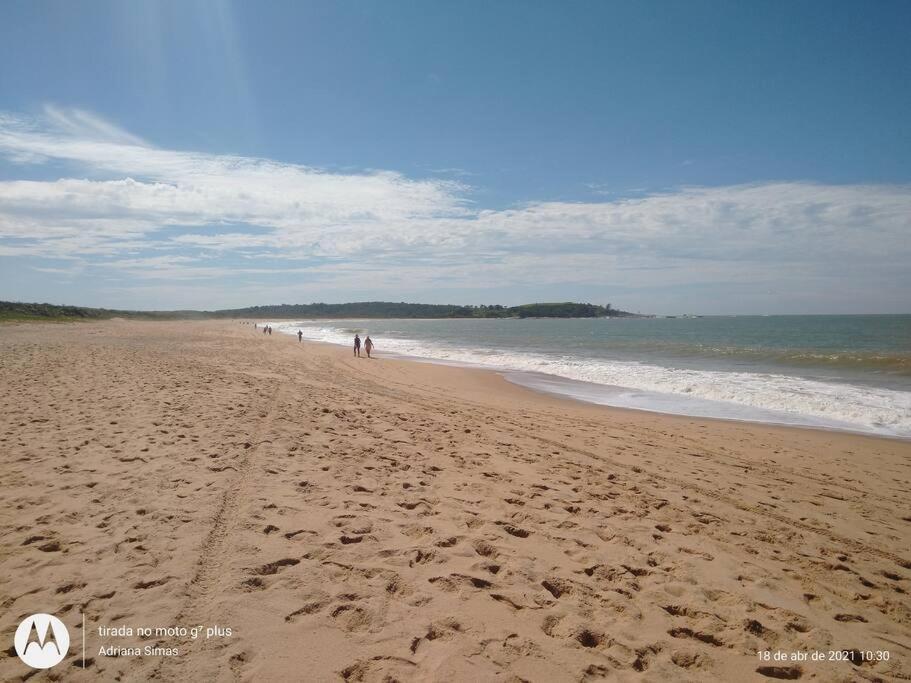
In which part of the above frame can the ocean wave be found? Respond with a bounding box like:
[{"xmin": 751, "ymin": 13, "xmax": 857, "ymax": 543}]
[
  {"xmin": 555, "ymin": 339, "xmax": 911, "ymax": 374},
  {"xmin": 272, "ymin": 322, "xmax": 911, "ymax": 437},
  {"xmin": 687, "ymin": 345, "xmax": 911, "ymax": 374}
]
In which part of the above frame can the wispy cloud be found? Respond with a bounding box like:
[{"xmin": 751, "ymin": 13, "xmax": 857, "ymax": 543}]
[
  {"xmin": 42, "ymin": 105, "xmax": 149, "ymax": 147},
  {"xmin": 1, "ymin": 106, "xmax": 909, "ymax": 311},
  {"xmin": 430, "ymin": 167, "xmax": 475, "ymax": 177}
]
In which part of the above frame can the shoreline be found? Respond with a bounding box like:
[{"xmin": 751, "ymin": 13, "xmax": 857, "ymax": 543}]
[
  {"xmin": 2, "ymin": 319, "xmax": 910, "ymax": 681},
  {"xmin": 11, "ymin": 315, "xmax": 907, "ymax": 445},
  {"xmin": 296, "ymin": 328, "xmax": 908, "ymax": 448},
  {"xmin": 268, "ymin": 320, "xmax": 911, "ymax": 442},
  {"xmin": 338, "ymin": 340, "xmax": 910, "ymax": 444}
]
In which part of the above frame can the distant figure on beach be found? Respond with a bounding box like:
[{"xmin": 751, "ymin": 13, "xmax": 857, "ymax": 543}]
[
  {"xmin": 298, "ymin": 330, "xmax": 303, "ymax": 343},
  {"xmin": 254, "ymin": 323, "xmax": 257, "ymax": 330},
  {"xmin": 364, "ymin": 336, "xmax": 374, "ymax": 358},
  {"xmin": 268, "ymin": 326, "xmax": 272, "ymax": 335},
  {"xmin": 354, "ymin": 334, "xmax": 361, "ymax": 357},
  {"xmin": 262, "ymin": 326, "xmax": 267, "ymax": 335}
]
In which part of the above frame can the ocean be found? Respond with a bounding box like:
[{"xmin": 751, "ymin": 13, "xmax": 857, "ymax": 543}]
[{"xmin": 271, "ymin": 315, "xmax": 911, "ymax": 438}]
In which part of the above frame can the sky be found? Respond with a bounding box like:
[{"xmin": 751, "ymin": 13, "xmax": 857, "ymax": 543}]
[{"xmin": 0, "ymin": 1, "xmax": 909, "ymax": 315}]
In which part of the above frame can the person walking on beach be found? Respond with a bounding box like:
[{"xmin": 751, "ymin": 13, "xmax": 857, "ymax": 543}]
[
  {"xmin": 353, "ymin": 334, "xmax": 361, "ymax": 357},
  {"xmin": 364, "ymin": 335, "xmax": 374, "ymax": 358},
  {"xmin": 268, "ymin": 326, "xmax": 272, "ymax": 335},
  {"xmin": 298, "ymin": 330, "xmax": 303, "ymax": 343}
]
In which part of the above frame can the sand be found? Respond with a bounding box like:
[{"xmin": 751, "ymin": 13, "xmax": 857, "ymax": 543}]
[{"xmin": 1, "ymin": 319, "xmax": 909, "ymax": 682}]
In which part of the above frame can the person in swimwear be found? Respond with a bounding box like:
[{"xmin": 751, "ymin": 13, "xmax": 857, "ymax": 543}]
[
  {"xmin": 364, "ymin": 336, "xmax": 374, "ymax": 358},
  {"xmin": 353, "ymin": 334, "xmax": 361, "ymax": 357}
]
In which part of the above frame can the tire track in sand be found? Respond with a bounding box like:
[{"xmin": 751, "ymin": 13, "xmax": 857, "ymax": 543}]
[{"xmin": 150, "ymin": 381, "xmax": 285, "ymax": 680}]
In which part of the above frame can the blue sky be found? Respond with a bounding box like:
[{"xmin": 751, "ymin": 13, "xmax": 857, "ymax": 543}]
[{"xmin": 1, "ymin": 1, "xmax": 909, "ymax": 314}]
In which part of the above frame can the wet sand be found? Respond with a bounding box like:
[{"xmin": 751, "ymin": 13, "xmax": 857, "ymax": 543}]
[{"xmin": 1, "ymin": 319, "xmax": 909, "ymax": 681}]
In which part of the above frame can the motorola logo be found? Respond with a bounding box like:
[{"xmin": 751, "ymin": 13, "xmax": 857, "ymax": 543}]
[{"xmin": 14, "ymin": 613, "xmax": 69, "ymax": 669}]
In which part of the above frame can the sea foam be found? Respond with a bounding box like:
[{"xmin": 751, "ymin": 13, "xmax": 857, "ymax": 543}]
[{"xmin": 272, "ymin": 321, "xmax": 911, "ymax": 438}]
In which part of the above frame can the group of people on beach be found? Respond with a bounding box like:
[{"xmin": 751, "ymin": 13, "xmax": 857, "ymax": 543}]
[
  {"xmin": 253, "ymin": 323, "xmax": 374, "ymax": 358},
  {"xmin": 353, "ymin": 334, "xmax": 374, "ymax": 358}
]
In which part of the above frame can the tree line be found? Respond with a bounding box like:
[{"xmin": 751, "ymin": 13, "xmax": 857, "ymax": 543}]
[{"xmin": 1, "ymin": 300, "xmax": 642, "ymax": 322}]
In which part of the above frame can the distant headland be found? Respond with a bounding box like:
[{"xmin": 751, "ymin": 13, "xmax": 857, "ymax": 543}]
[{"xmin": 0, "ymin": 300, "xmax": 645, "ymax": 322}]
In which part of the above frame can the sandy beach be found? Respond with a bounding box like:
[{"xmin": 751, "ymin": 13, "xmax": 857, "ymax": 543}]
[{"xmin": 1, "ymin": 319, "xmax": 909, "ymax": 682}]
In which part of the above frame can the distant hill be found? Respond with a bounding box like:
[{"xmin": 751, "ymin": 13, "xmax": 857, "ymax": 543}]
[
  {"xmin": 0, "ymin": 300, "xmax": 643, "ymax": 322},
  {"xmin": 0, "ymin": 301, "xmax": 205, "ymax": 322},
  {"xmin": 214, "ymin": 301, "xmax": 641, "ymax": 319}
]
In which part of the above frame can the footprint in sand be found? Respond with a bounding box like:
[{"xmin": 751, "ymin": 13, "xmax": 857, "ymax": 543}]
[
  {"xmin": 500, "ymin": 523, "xmax": 530, "ymax": 538},
  {"xmin": 668, "ymin": 627, "xmax": 724, "ymax": 646},
  {"xmin": 409, "ymin": 618, "xmax": 463, "ymax": 653},
  {"xmin": 133, "ymin": 577, "xmax": 170, "ymax": 590},
  {"xmin": 284, "ymin": 595, "xmax": 329, "ymax": 622},
  {"xmin": 756, "ymin": 665, "xmax": 803, "ymax": 679},
  {"xmin": 254, "ymin": 558, "xmax": 300, "ymax": 575}
]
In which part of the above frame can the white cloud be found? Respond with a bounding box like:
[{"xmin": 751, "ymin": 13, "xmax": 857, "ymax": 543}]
[
  {"xmin": 0, "ymin": 107, "xmax": 909, "ymax": 311},
  {"xmin": 0, "ymin": 110, "xmax": 466, "ymax": 224},
  {"xmin": 42, "ymin": 105, "xmax": 149, "ymax": 147}
]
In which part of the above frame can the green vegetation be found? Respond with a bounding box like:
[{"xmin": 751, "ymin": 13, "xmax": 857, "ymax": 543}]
[
  {"xmin": 0, "ymin": 301, "xmax": 204, "ymax": 322},
  {"xmin": 0, "ymin": 300, "xmax": 642, "ymax": 322},
  {"xmin": 506, "ymin": 303, "xmax": 623, "ymax": 318},
  {"xmin": 211, "ymin": 301, "xmax": 639, "ymax": 319}
]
